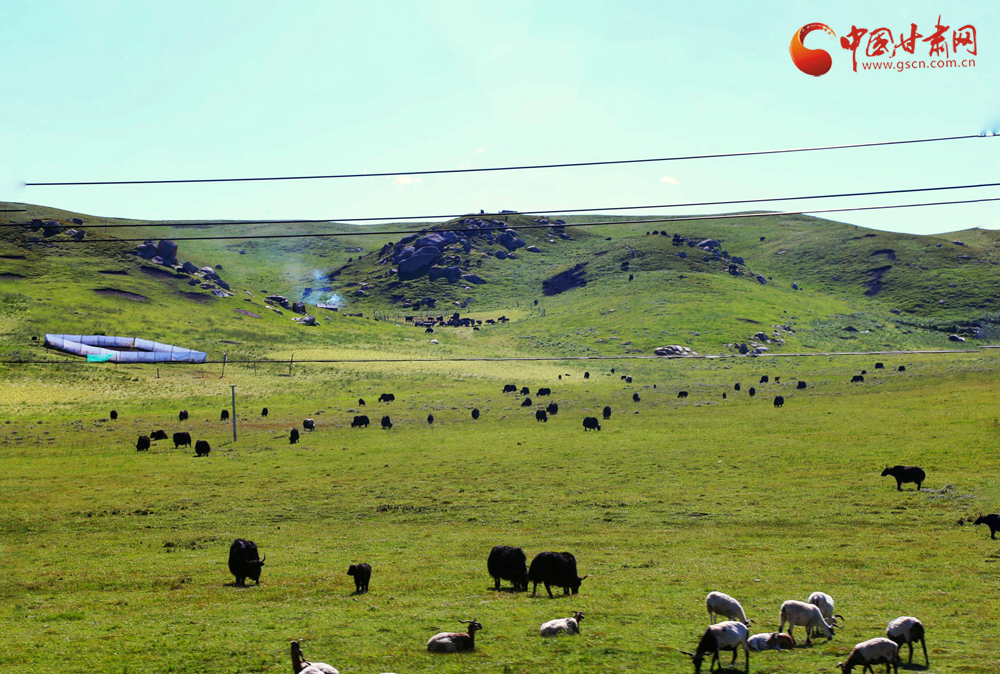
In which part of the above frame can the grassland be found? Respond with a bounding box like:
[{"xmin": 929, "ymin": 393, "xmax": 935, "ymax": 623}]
[{"xmin": 2, "ymin": 351, "xmax": 1000, "ymax": 673}]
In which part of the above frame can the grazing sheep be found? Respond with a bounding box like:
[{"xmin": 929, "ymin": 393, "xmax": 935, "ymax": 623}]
[
  {"xmin": 706, "ymin": 591, "xmax": 753, "ymax": 626},
  {"xmin": 261, "ymin": 407, "xmax": 268, "ymax": 417},
  {"xmin": 221, "ymin": 409, "xmax": 229, "ymax": 421},
  {"xmin": 427, "ymin": 413, "xmax": 434, "ymax": 424},
  {"xmin": 836, "ymin": 637, "xmax": 899, "ymax": 674},
  {"xmin": 881, "ymin": 465, "xmax": 925, "ymax": 491},
  {"xmin": 747, "ymin": 632, "xmax": 795, "ymax": 651},
  {"xmin": 680, "ymin": 621, "xmax": 750, "ymax": 674},
  {"xmin": 885, "ymin": 616, "xmax": 927, "ymax": 666},
  {"xmin": 110, "ymin": 410, "xmax": 118, "ymax": 421},
  {"xmin": 381, "ymin": 415, "xmax": 392, "ymax": 429},
  {"xmin": 289, "ymin": 428, "xmax": 299, "ymax": 444},
  {"xmin": 678, "ymin": 391, "xmax": 689, "ymax": 399},
  {"xmin": 540, "ymin": 611, "xmax": 584, "ymax": 637},
  {"xmin": 633, "ymin": 393, "xmax": 641, "ymax": 402},
  {"xmin": 778, "ymin": 600, "xmax": 839, "ymax": 644},
  {"xmin": 806, "ymin": 592, "xmax": 844, "ymax": 639},
  {"xmin": 974, "ymin": 513, "xmax": 1000, "ymax": 538},
  {"xmin": 427, "ymin": 619, "xmax": 482, "ymax": 653},
  {"xmin": 303, "ymin": 418, "xmax": 316, "ymax": 431},
  {"xmin": 290, "ymin": 641, "xmax": 339, "ymax": 674},
  {"xmin": 603, "ymin": 405, "xmax": 612, "ymax": 419},
  {"xmin": 347, "ymin": 563, "xmax": 371, "ymax": 593}
]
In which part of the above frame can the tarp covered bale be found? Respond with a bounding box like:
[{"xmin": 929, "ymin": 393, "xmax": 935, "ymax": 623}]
[{"xmin": 44, "ymin": 334, "xmax": 207, "ymax": 363}]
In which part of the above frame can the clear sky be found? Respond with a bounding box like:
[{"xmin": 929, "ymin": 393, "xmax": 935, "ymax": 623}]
[{"xmin": 1, "ymin": 1, "xmax": 997, "ymax": 234}]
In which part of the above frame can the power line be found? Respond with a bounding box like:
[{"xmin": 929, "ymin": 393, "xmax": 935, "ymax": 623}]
[
  {"xmin": 7, "ymin": 179, "xmax": 1000, "ymax": 229},
  {"xmin": 25, "ymin": 133, "xmax": 995, "ymax": 186},
  {"xmin": 35, "ymin": 195, "xmax": 1000, "ymax": 243}
]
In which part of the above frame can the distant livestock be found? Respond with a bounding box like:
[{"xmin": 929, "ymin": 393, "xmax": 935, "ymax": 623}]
[
  {"xmin": 380, "ymin": 415, "xmax": 392, "ymax": 429},
  {"xmin": 427, "ymin": 619, "xmax": 483, "ymax": 653},
  {"xmin": 488, "ymin": 545, "xmax": 528, "ymax": 592},
  {"xmin": 633, "ymin": 393, "xmax": 641, "ymax": 402},
  {"xmin": 626, "ymin": 376, "xmax": 632, "ymax": 384},
  {"xmin": 748, "ymin": 387, "xmax": 755, "ymax": 397},
  {"xmin": 621, "ymin": 375, "xmax": 627, "ymax": 380},
  {"xmin": 722, "ymin": 393, "xmax": 727, "ymax": 400},
  {"xmin": 583, "ymin": 417, "xmax": 601, "ymax": 431},
  {"xmin": 759, "ymin": 375, "xmax": 769, "ymax": 383},
  {"xmin": 151, "ymin": 429, "xmax": 168, "ymax": 440},
  {"xmin": 347, "ymin": 563, "xmax": 371, "ymax": 594},
  {"xmin": 536, "ymin": 410, "xmax": 548, "ymax": 422},
  {"xmin": 602, "ymin": 406, "xmax": 611, "ymax": 419},
  {"xmin": 521, "ymin": 386, "xmax": 530, "ymax": 395},
  {"xmin": 521, "ymin": 397, "xmax": 533, "ymax": 407},
  {"xmin": 351, "ymin": 415, "xmax": 369, "ymax": 428},
  {"xmin": 427, "ymin": 414, "xmax": 434, "ymax": 424},
  {"xmin": 537, "ymin": 388, "xmax": 552, "ymax": 396},
  {"xmin": 290, "ymin": 428, "xmax": 299, "ymax": 444},
  {"xmin": 135, "ymin": 435, "xmax": 150, "ymax": 451},
  {"xmin": 778, "ymin": 600, "xmax": 839, "ymax": 644},
  {"xmin": 773, "ymin": 396, "xmax": 784, "ymax": 408},
  {"xmin": 471, "ymin": 408, "xmax": 480, "ymax": 420},
  {"xmin": 110, "ymin": 410, "xmax": 118, "ymax": 421},
  {"xmin": 797, "ymin": 381, "xmax": 807, "ymax": 389},
  {"xmin": 747, "ymin": 632, "xmax": 795, "ymax": 652},
  {"xmin": 290, "ymin": 641, "xmax": 339, "ymax": 674},
  {"xmin": 179, "ymin": 410, "xmax": 188, "ymax": 421},
  {"xmin": 875, "ymin": 362, "xmax": 885, "ymax": 369},
  {"xmin": 303, "ymin": 418, "xmax": 315, "ymax": 431},
  {"xmin": 584, "ymin": 372, "xmax": 590, "ymax": 379},
  {"xmin": 221, "ymin": 409, "xmax": 229, "ymax": 421},
  {"xmin": 680, "ymin": 621, "xmax": 750, "ymax": 674},
  {"xmin": 503, "ymin": 384, "xmax": 517, "ymax": 393},
  {"xmin": 836, "ymin": 637, "xmax": 899, "ymax": 674},
  {"xmin": 173, "ymin": 431, "xmax": 192, "ymax": 449},
  {"xmin": 358, "ymin": 398, "xmax": 366, "ymax": 406},
  {"xmin": 228, "ymin": 538, "xmax": 265, "ymax": 586},
  {"xmin": 528, "ymin": 551, "xmax": 586, "ymax": 597},
  {"xmin": 898, "ymin": 366, "xmax": 906, "ymax": 372},
  {"xmin": 546, "ymin": 402, "xmax": 558, "ymax": 415},
  {"xmin": 852, "ymin": 375, "xmax": 865, "ymax": 383},
  {"xmin": 974, "ymin": 513, "xmax": 1000, "ymax": 539},
  {"xmin": 734, "ymin": 383, "xmax": 741, "ymax": 391},
  {"xmin": 378, "ymin": 393, "xmax": 395, "ymax": 403},
  {"xmin": 195, "ymin": 440, "xmax": 211, "ymax": 456},
  {"xmin": 774, "ymin": 377, "xmax": 780, "ymax": 383},
  {"xmin": 886, "ymin": 616, "xmax": 927, "ymax": 666},
  {"xmin": 881, "ymin": 465, "xmax": 925, "ymax": 491},
  {"xmin": 678, "ymin": 391, "xmax": 688, "ymax": 399},
  {"xmin": 261, "ymin": 407, "xmax": 268, "ymax": 417},
  {"xmin": 861, "ymin": 370, "xmax": 868, "ymax": 374},
  {"xmin": 540, "ymin": 612, "xmax": 584, "ymax": 637}
]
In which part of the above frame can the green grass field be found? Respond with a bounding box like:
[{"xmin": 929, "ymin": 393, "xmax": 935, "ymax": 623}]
[{"xmin": 2, "ymin": 351, "xmax": 999, "ymax": 673}]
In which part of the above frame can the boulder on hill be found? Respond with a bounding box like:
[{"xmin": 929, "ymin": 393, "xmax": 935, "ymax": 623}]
[
  {"xmin": 157, "ymin": 240, "xmax": 178, "ymax": 265},
  {"xmin": 462, "ymin": 273, "xmax": 486, "ymax": 284},
  {"xmin": 698, "ymin": 239, "xmax": 721, "ymax": 250},
  {"xmin": 398, "ymin": 248, "xmax": 442, "ymax": 278},
  {"xmin": 756, "ymin": 274, "xmax": 767, "ymax": 285},
  {"xmin": 495, "ymin": 250, "xmax": 508, "ymax": 260},
  {"xmin": 655, "ymin": 345, "xmax": 697, "ymax": 356},
  {"xmin": 137, "ymin": 241, "xmax": 159, "ymax": 259},
  {"xmin": 181, "ymin": 261, "xmax": 198, "ymax": 274},
  {"xmin": 526, "ymin": 246, "xmax": 541, "ymax": 253},
  {"xmin": 294, "ymin": 314, "xmax": 317, "ymax": 326},
  {"xmin": 498, "ymin": 229, "xmax": 526, "ymax": 251},
  {"xmin": 429, "ymin": 265, "xmax": 462, "ymax": 282},
  {"xmin": 292, "ymin": 301, "xmax": 307, "ymax": 314},
  {"xmin": 266, "ymin": 295, "xmax": 292, "ymax": 310}
]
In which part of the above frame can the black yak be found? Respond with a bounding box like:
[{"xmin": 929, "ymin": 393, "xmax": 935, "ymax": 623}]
[
  {"xmin": 488, "ymin": 545, "xmax": 528, "ymax": 592},
  {"xmin": 881, "ymin": 465, "xmax": 925, "ymax": 491},
  {"xmin": 228, "ymin": 539, "xmax": 265, "ymax": 586},
  {"xmin": 347, "ymin": 563, "xmax": 371, "ymax": 593},
  {"xmin": 528, "ymin": 551, "xmax": 586, "ymax": 597}
]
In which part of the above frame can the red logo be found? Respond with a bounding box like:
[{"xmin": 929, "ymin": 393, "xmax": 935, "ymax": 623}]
[{"xmin": 789, "ymin": 23, "xmax": 837, "ymax": 76}]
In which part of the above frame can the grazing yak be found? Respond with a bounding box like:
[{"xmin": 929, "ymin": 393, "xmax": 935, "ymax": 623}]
[
  {"xmin": 583, "ymin": 417, "xmax": 601, "ymax": 431},
  {"xmin": 472, "ymin": 408, "xmax": 480, "ymax": 420},
  {"xmin": 261, "ymin": 407, "xmax": 268, "ymax": 417},
  {"xmin": 488, "ymin": 545, "xmax": 528, "ymax": 591},
  {"xmin": 195, "ymin": 440, "xmax": 211, "ymax": 457},
  {"xmin": 347, "ymin": 563, "xmax": 371, "ymax": 594},
  {"xmin": 427, "ymin": 413, "xmax": 434, "ymax": 424},
  {"xmin": 851, "ymin": 375, "xmax": 865, "ymax": 383},
  {"xmin": 546, "ymin": 402, "xmax": 558, "ymax": 415},
  {"xmin": 797, "ymin": 381, "xmax": 807, "ymax": 389},
  {"xmin": 748, "ymin": 387, "xmax": 756, "ymax": 397},
  {"xmin": 537, "ymin": 388, "xmax": 552, "ymax": 396},
  {"xmin": 734, "ymin": 383, "xmax": 741, "ymax": 391},
  {"xmin": 110, "ymin": 410, "xmax": 118, "ymax": 421},
  {"xmin": 875, "ymin": 362, "xmax": 885, "ymax": 369},
  {"xmin": 290, "ymin": 428, "xmax": 299, "ymax": 444},
  {"xmin": 380, "ymin": 415, "xmax": 392, "ymax": 429},
  {"xmin": 521, "ymin": 397, "xmax": 533, "ymax": 407},
  {"xmin": 603, "ymin": 405, "xmax": 612, "ymax": 419},
  {"xmin": 135, "ymin": 435, "xmax": 150, "ymax": 451},
  {"xmin": 178, "ymin": 410, "xmax": 188, "ymax": 421},
  {"xmin": 633, "ymin": 393, "xmax": 641, "ymax": 402},
  {"xmin": 358, "ymin": 398, "xmax": 366, "ymax": 406},
  {"xmin": 228, "ymin": 538, "xmax": 265, "ymax": 586},
  {"xmin": 503, "ymin": 384, "xmax": 517, "ymax": 393},
  {"xmin": 303, "ymin": 418, "xmax": 316, "ymax": 431},
  {"xmin": 626, "ymin": 376, "xmax": 632, "ymax": 384},
  {"xmin": 881, "ymin": 465, "xmax": 925, "ymax": 491},
  {"xmin": 584, "ymin": 372, "xmax": 590, "ymax": 379},
  {"xmin": 678, "ymin": 391, "xmax": 689, "ymax": 399},
  {"xmin": 151, "ymin": 429, "xmax": 168, "ymax": 441},
  {"xmin": 528, "ymin": 551, "xmax": 586, "ymax": 597},
  {"xmin": 760, "ymin": 375, "xmax": 769, "ymax": 383},
  {"xmin": 378, "ymin": 393, "xmax": 395, "ymax": 403},
  {"xmin": 521, "ymin": 386, "xmax": 530, "ymax": 395},
  {"xmin": 536, "ymin": 410, "xmax": 548, "ymax": 422},
  {"xmin": 774, "ymin": 396, "xmax": 784, "ymax": 408},
  {"xmin": 173, "ymin": 431, "xmax": 192, "ymax": 449},
  {"xmin": 974, "ymin": 513, "xmax": 1000, "ymax": 539},
  {"xmin": 898, "ymin": 365, "xmax": 906, "ymax": 372},
  {"xmin": 221, "ymin": 409, "xmax": 229, "ymax": 421},
  {"xmin": 351, "ymin": 415, "xmax": 369, "ymax": 428}
]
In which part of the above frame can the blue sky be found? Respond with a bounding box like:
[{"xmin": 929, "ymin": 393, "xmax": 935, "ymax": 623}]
[{"xmin": 0, "ymin": 0, "xmax": 997, "ymax": 234}]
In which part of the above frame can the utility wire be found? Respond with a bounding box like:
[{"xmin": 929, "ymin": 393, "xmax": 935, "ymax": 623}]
[
  {"xmin": 6, "ymin": 179, "xmax": 1000, "ymax": 229},
  {"xmin": 25, "ymin": 133, "xmax": 995, "ymax": 186},
  {"xmin": 35, "ymin": 195, "xmax": 1000, "ymax": 243}
]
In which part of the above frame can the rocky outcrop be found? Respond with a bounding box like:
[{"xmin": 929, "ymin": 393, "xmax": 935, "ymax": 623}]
[
  {"xmin": 654, "ymin": 345, "xmax": 697, "ymax": 356},
  {"xmin": 542, "ymin": 263, "xmax": 587, "ymax": 296}
]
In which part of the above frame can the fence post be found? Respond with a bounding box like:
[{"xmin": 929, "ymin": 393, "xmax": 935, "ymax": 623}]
[{"xmin": 230, "ymin": 385, "xmax": 237, "ymax": 442}]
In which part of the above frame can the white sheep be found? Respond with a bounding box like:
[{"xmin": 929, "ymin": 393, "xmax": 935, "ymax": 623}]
[
  {"xmin": 807, "ymin": 591, "xmax": 844, "ymax": 638},
  {"xmin": 886, "ymin": 616, "xmax": 927, "ymax": 666},
  {"xmin": 680, "ymin": 620, "xmax": 750, "ymax": 673},
  {"xmin": 747, "ymin": 632, "xmax": 795, "ymax": 651},
  {"xmin": 540, "ymin": 611, "xmax": 584, "ymax": 636},
  {"xmin": 836, "ymin": 637, "xmax": 899, "ymax": 674},
  {"xmin": 778, "ymin": 600, "xmax": 840, "ymax": 645},
  {"xmin": 706, "ymin": 591, "xmax": 753, "ymax": 626},
  {"xmin": 427, "ymin": 619, "xmax": 482, "ymax": 653},
  {"xmin": 290, "ymin": 642, "xmax": 339, "ymax": 674}
]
